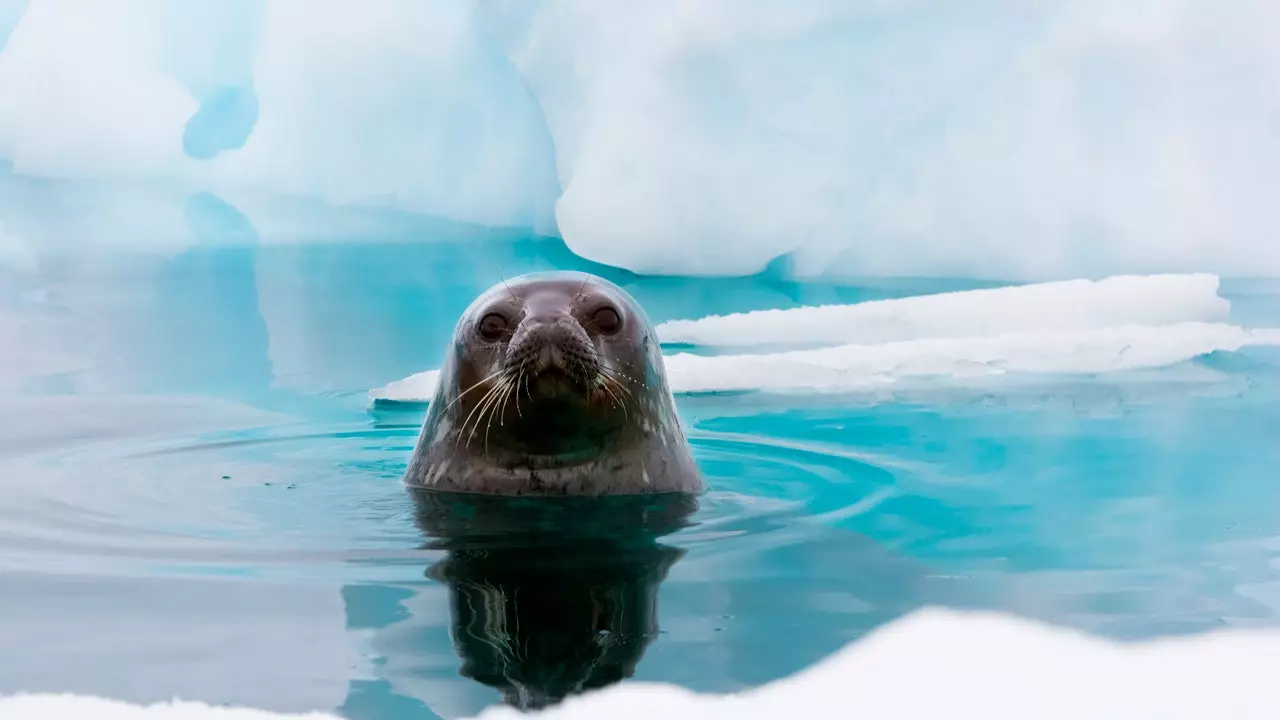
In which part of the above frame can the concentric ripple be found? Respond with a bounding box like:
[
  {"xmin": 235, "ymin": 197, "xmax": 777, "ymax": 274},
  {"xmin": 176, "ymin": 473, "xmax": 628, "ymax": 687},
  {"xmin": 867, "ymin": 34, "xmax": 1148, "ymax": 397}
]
[{"xmin": 0, "ymin": 409, "xmax": 907, "ymax": 586}]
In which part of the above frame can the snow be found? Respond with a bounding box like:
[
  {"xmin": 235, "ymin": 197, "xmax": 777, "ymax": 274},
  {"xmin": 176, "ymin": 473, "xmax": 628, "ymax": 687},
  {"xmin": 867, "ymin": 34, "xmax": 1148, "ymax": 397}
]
[
  {"xmin": 3, "ymin": 1, "xmax": 1280, "ymax": 277},
  {"xmin": 368, "ymin": 273, "xmax": 1280, "ymax": 403},
  {"xmin": 6, "ymin": 607, "xmax": 1280, "ymax": 719}
]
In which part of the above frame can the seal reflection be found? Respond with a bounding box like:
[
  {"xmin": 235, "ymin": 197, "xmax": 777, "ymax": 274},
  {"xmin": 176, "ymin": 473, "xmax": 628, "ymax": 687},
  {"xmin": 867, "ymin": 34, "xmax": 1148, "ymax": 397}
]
[{"xmin": 410, "ymin": 488, "xmax": 698, "ymax": 711}]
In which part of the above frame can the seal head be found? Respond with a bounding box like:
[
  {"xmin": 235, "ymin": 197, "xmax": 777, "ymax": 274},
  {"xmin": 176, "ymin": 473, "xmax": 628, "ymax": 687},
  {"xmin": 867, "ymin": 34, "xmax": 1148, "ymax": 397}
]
[{"xmin": 405, "ymin": 271, "xmax": 702, "ymax": 496}]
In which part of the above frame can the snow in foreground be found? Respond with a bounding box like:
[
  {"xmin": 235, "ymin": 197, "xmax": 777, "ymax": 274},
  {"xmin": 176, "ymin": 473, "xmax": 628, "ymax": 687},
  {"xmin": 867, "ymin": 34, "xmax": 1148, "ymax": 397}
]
[
  {"xmin": 369, "ymin": 273, "xmax": 1280, "ymax": 403},
  {"xmin": 4, "ymin": 608, "xmax": 1279, "ymax": 719}
]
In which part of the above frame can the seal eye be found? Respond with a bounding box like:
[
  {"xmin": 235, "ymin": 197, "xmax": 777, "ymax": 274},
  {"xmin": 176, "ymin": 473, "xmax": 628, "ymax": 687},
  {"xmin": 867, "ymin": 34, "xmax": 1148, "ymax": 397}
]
[
  {"xmin": 591, "ymin": 307, "xmax": 622, "ymax": 335},
  {"xmin": 477, "ymin": 313, "xmax": 509, "ymax": 342}
]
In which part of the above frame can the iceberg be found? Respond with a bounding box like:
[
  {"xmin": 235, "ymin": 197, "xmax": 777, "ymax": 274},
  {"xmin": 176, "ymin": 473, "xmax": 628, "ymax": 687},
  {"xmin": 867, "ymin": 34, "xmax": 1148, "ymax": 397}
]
[
  {"xmin": 5, "ymin": 607, "xmax": 1280, "ymax": 719},
  {"xmin": 3, "ymin": 1, "xmax": 1280, "ymax": 278}
]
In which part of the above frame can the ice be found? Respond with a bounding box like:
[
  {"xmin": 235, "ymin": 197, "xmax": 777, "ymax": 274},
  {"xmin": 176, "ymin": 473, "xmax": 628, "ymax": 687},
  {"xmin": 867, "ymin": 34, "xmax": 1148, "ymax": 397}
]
[
  {"xmin": 0, "ymin": 0, "xmax": 558, "ymax": 230},
  {"xmin": 656, "ymin": 273, "xmax": 1230, "ymax": 348},
  {"xmin": 480, "ymin": 0, "xmax": 1280, "ymax": 278},
  {"xmin": 6, "ymin": 607, "xmax": 1280, "ymax": 719},
  {"xmin": 661, "ymin": 323, "xmax": 1280, "ymax": 395},
  {"xmin": 0, "ymin": 1, "xmax": 26, "ymax": 53},
  {"xmin": 368, "ymin": 274, "xmax": 1277, "ymax": 403},
  {"xmin": 4, "ymin": 1, "xmax": 1280, "ymax": 277},
  {"xmin": 371, "ymin": 322, "xmax": 1280, "ymax": 403}
]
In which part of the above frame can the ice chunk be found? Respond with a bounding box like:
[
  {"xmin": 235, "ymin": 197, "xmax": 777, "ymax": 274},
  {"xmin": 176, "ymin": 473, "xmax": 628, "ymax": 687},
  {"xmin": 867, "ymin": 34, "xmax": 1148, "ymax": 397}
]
[
  {"xmin": 370, "ymin": 275, "xmax": 1270, "ymax": 403},
  {"xmin": 656, "ymin": 273, "xmax": 1230, "ymax": 348},
  {"xmin": 371, "ymin": 369, "xmax": 439, "ymax": 405},
  {"xmin": 6, "ymin": 608, "xmax": 1280, "ymax": 718},
  {"xmin": 369, "ymin": 322, "xmax": 1280, "ymax": 403},
  {"xmin": 661, "ymin": 323, "xmax": 1280, "ymax": 395}
]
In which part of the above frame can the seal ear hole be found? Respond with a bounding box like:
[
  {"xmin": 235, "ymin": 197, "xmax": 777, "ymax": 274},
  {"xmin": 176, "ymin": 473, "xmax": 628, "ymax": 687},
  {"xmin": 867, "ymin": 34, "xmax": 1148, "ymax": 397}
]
[
  {"xmin": 591, "ymin": 306, "xmax": 622, "ymax": 335},
  {"xmin": 477, "ymin": 312, "xmax": 510, "ymax": 342}
]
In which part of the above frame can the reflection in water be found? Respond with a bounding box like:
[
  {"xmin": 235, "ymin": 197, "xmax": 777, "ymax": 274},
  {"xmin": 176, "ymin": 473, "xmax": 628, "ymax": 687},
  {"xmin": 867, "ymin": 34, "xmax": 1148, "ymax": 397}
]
[{"xmin": 411, "ymin": 488, "xmax": 698, "ymax": 711}]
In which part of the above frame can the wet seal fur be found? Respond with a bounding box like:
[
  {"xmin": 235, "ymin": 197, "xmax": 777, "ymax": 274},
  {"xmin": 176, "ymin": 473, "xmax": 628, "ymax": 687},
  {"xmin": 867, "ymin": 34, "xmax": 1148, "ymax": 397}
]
[{"xmin": 404, "ymin": 271, "xmax": 703, "ymax": 496}]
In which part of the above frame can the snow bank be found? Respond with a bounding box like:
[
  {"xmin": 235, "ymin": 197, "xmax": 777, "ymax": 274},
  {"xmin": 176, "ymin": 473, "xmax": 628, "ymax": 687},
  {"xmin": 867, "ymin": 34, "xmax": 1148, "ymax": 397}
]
[
  {"xmin": 3, "ymin": 1, "xmax": 1280, "ymax": 278},
  {"xmin": 6, "ymin": 608, "xmax": 1280, "ymax": 719},
  {"xmin": 369, "ymin": 274, "xmax": 1278, "ymax": 403},
  {"xmin": 655, "ymin": 274, "xmax": 1230, "ymax": 348}
]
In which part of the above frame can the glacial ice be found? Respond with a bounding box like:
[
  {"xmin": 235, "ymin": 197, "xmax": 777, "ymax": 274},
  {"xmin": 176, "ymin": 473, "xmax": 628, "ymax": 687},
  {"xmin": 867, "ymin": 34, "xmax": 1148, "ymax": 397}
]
[
  {"xmin": 0, "ymin": 0, "xmax": 558, "ymax": 230},
  {"xmin": 6, "ymin": 607, "xmax": 1280, "ymax": 719},
  {"xmin": 3, "ymin": 0, "xmax": 1280, "ymax": 278},
  {"xmin": 368, "ymin": 273, "xmax": 1280, "ymax": 403}
]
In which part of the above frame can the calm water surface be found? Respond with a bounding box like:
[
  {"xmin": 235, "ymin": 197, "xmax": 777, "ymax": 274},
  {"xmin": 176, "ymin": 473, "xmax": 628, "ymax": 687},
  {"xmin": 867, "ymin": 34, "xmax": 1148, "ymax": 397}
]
[{"xmin": 2, "ymin": 180, "xmax": 1280, "ymax": 718}]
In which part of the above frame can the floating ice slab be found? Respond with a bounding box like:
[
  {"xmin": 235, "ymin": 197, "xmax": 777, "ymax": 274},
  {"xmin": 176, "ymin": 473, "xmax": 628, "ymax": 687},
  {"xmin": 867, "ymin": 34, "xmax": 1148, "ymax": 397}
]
[
  {"xmin": 369, "ymin": 275, "xmax": 1274, "ymax": 403},
  {"xmin": 661, "ymin": 323, "xmax": 1280, "ymax": 394},
  {"xmin": 370, "ymin": 322, "xmax": 1280, "ymax": 403},
  {"xmin": 656, "ymin": 274, "xmax": 1231, "ymax": 348},
  {"xmin": 6, "ymin": 608, "xmax": 1280, "ymax": 719}
]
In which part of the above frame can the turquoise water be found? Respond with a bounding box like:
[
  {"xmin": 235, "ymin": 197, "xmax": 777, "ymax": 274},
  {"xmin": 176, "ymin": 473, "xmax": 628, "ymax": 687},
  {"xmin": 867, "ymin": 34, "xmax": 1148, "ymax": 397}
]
[{"xmin": 3, "ymin": 178, "xmax": 1280, "ymax": 717}]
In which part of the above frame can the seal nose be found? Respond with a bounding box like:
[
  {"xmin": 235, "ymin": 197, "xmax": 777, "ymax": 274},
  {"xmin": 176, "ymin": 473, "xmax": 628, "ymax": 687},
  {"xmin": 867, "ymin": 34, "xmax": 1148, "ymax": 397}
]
[
  {"xmin": 506, "ymin": 311, "xmax": 598, "ymax": 380},
  {"xmin": 534, "ymin": 341, "xmax": 564, "ymax": 372}
]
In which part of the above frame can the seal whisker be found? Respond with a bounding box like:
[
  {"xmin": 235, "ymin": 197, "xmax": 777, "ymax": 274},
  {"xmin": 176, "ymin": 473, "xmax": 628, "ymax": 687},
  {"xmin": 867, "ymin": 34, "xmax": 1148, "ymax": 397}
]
[
  {"xmin": 497, "ymin": 373, "xmax": 517, "ymax": 427},
  {"xmin": 458, "ymin": 377, "xmax": 509, "ymax": 450},
  {"xmin": 499, "ymin": 274, "xmax": 517, "ymax": 301},
  {"xmin": 445, "ymin": 368, "xmax": 508, "ymax": 412},
  {"xmin": 598, "ymin": 366, "xmax": 639, "ymax": 397},
  {"xmin": 473, "ymin": 376, "xmax": 512, "ymax": 454},
  {"xmin": 484, "ymin": 377, "xmax": 518, "ymax": 456},
  {"xmin": 510, "ymin": 368, "xmax": 525, "ymax": 420},
  {"xmin": 598, "ymin": 379, "xmax": 629, "ymax": 421}
]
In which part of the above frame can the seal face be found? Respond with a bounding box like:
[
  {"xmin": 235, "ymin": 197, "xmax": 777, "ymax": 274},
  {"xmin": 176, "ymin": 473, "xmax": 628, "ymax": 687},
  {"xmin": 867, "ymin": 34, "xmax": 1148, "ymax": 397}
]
[{"xmin": 404, "ymin": 271, "xmax": 703, "ymax": 496}]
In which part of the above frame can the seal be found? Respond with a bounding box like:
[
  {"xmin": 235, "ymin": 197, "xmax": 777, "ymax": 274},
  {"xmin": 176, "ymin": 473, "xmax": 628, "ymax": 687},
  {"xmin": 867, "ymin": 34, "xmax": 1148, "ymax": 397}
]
[{"xmin": 404, "ymin": 271, "xmax": 703, "ymax": 496}]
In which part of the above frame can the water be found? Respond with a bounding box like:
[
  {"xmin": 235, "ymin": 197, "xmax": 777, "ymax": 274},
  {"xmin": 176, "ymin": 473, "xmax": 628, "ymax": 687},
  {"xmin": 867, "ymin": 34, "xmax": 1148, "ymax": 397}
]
[{"xmin": 3, "ymin": 178, "xmax": 1280, "ymax": 718}]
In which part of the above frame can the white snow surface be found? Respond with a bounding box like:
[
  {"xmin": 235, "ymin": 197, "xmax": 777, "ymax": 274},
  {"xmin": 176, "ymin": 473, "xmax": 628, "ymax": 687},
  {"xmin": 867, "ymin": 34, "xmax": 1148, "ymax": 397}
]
[
  {"xmin": 5, "ymin": 607, "xmax": 1280, "ymax": 719},
  {"xmin": 3, "ymin": 0, "xmax": 1280, "ymax": 278},
  {"xmin": 369, "ymin": 273, "xmax": 1280, "ymax": 403}
]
